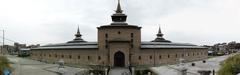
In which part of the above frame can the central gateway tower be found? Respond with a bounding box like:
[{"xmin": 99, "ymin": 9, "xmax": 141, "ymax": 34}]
[{"xmin": 98, "ymin": 0, "xmax": 141, "ymax": 67}]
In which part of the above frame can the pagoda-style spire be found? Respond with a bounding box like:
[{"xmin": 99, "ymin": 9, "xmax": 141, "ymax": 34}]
[
  {"xmin": 75, "ymin": 26, "xmax": 81, "ymax": 37},
  {"xmin": 152, "ymin": 25, "xmax": 171, "ymax": 42},
  {"xmin": 111, "ymin": 0, "xmax": 128, "ymax": 25},
  {"xmin": 116, "ymin": 0, "xmax": 123, "ymax": 13},
  {"xmin": 67, "ymin": 26, "xmax": 86, "ymax": 43},
  {"xmin": 157, "ymin": 26, "xmax": 163, "ymax": 37}
]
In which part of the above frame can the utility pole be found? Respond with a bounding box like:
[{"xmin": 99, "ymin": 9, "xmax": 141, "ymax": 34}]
[
  {"xmin": 0, "ymin": 29, "xmax": 4, "ymax": 54},
  {"xmin": 3, "ymin": 30, "xmax": 4, "ymax": 48}
]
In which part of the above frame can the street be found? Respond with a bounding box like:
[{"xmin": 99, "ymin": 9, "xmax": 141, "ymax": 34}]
[
  {"xmin": 7, "ymin": 55, "xmax": 58, "ymax": 75},
  {"xmin": 151, "ymin": 53, "xmax": 237, "ymax": 75},
  {"xmin": 7, "ymin": 55, "xmax": 86, "ymax": 75}
]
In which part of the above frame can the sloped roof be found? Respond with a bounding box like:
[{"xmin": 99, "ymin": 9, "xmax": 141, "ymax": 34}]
[
  {"xmin": 31, "ymin": 42, "xmax": 98, "ymax": 50},
  {"xmin": 32, "ymin": 41, "xmax": 206, "ymax": 50},
  {"xmin": 141, "ymin": 42, "xmax": 206, "ymax": 49}
]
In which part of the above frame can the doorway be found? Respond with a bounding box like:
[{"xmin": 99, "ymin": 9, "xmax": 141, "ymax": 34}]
[{"xmin": 114, "ymin": 51, "xmax": 125, "ymax": 67}]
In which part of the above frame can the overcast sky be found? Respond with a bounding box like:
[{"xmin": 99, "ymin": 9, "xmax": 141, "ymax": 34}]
[{"xmin": 0, "ymin": 0, "xmax": 239, "ymax": 46}]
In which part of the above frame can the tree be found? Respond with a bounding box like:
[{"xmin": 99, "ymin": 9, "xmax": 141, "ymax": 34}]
[
  {"xmin": 0, "ymin": 56, "xmax": 11, "ymax": 74},
  {"xmin": 218, "ymin": 54, "xmax": 240, "ymax": 75}
]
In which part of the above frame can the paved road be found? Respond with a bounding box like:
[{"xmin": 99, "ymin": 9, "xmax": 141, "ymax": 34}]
[
  {"xmin": 7, "ymin": 55, "xmax": 86, "ymax": 75},
  {"xmin": 151, "ymin": 54, "xmax": 236, "ymax": 75},
  {"xmin": 7, "ymin": 55, "xmax": 58, "ymax": 75}
]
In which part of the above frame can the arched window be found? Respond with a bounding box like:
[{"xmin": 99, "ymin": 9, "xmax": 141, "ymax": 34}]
[
  {"xmin": 131, "ymin": 33, "xmax": 133, "ymax": 38},
  {"xmin": 88, "ymin": 56, "xmax": 90, "ymax": 60},
  {"xmin": 69, "ymin": 55, "xmax": 72, "ymax": 59},
  {"xmin": 138, "ymin": 56, "xmax": 141, "ymax": 60},
  {"xmin": 168, "ymin": 54, "xmax": 170, "ymax": 58},
  {"xmin": 61, "ymin": 55, "xmax": 64, "ymax": 58},
  {"xmin": 78, "ymin": 56, "xmax": 80, "ymax": 59},
  {"xmin": 118, "ymin": 31, "xmax": 121, "ymax": 34},
  {"xmin": 159, "ymin": 55, "xmax": 161, "ymax": 59},
  {"xmin": 150, "ymin": 55, "xmax": 152, "ymax": 59},
  {"xmin": 98, "ymin": 56, "xmax": 101, "ymax": 60},
  {"xmin": 105, "ymin": 33, "xmax": 108, "ymax": 38}
]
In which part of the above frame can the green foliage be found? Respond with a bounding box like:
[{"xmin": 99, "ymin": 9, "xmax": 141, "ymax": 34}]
[
  {"xmin": 218, "ymin": 54, "xmax": 240, "ymax": 75},
  {"xmin": 0, "ymin": 56, "xmax": 11, "ymax": 74}
]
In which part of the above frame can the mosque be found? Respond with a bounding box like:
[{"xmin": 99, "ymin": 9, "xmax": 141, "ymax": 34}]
[{"xmin": 30, "ymin": 0, "xmax": 208, "ymax": 68}]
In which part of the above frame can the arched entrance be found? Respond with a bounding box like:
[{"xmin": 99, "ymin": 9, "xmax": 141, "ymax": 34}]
[{"xmin": 114, "ymin": 51, "xmax": 125, "ymax": 67}]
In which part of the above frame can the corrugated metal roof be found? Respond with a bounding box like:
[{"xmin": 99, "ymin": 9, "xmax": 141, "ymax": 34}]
[
  {"xmin": 42, "ymin": 42, "xmax": 97, "ymax": 47},
  {"xmin": 141, "ymin": 42, "xmax": 206, "ymax": 49},
  {"xmin": 141, "ymin": 45, "xmax": 206, "ymax": 49},
  {"xmin": 141, "ymin": 42, "xmax": 196, "ymax": 46},
  {"xmin": 32, "ymin": 41, "xmax": 205, "ymax": 50},
  {"xmin": 32, "ymin": 45, "xmax": 98, "ymax": 50}
]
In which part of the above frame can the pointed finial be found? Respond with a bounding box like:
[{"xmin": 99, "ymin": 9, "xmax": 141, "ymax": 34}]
[
  {"xmin": 158, "ymin": 25, "xmax": 162, "ymax": 34},
  {"xmin": 156, "ymin": 25, "xmax": 163, "ymax": 37},
  {"xmin": 75, "ymin": 26, "xmax": 82, "ymax": 37},
  {"xmin": 116, "ymin": 0, "xmax": 123, "ymax": 13},
  {"xmin": 67, "ymin": 26, "xmax": 86, "ymax": 43},
  {"xmin": 151, "ymin": 25, "xmax": 171, "ymax": 42},
  {"xmin": 77, "ymin": 26, "xmax": 80, "ymax": 34}
]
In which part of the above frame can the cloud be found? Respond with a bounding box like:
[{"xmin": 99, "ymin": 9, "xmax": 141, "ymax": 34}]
[{"xmin": 132, "ymin": 0, "xmax": 240, "ymax": 45}]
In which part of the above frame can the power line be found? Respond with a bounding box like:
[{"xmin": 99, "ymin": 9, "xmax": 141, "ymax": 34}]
[{"xmin": 0, "ymin": 36, "xmax": 17, "ymax": 43}]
